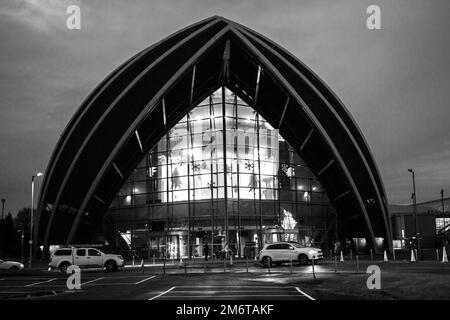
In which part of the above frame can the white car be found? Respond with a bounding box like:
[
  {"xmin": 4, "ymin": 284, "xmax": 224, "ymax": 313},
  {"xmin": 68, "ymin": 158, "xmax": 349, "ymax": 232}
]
[
  {"xmin": 48, "ymin": 247, "xmax": 125, "ymax": 273},
  {"xmin": 0, "ymin": 259, "xmax": 24, "ymax": 271},
  {"xmin": 258, "ymin": 242, "xmax": 323, "ymax": 267}
]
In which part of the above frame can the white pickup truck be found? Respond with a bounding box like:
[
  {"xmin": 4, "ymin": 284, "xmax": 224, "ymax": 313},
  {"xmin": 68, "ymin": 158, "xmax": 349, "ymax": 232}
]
[{"xmin": 49, "ymin": 247, "xmax": 125, "ymax": 272}]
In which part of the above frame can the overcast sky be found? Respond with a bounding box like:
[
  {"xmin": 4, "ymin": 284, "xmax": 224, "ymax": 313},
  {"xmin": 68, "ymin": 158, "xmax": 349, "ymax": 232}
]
[{"xmin": 0, "ymin": 0, "xmax": 449, "ymax": 215}]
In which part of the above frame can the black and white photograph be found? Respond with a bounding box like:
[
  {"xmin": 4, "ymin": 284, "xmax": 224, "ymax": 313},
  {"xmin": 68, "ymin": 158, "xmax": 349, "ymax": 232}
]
[{"xmin": 0, "ymin": 0, "xmax": 449, "ymax": 315}]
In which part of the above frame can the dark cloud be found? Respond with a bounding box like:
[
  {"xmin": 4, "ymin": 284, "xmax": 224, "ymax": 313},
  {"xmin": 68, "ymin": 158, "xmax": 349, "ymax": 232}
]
[{"xmin": 1, "ymin": 0, "xmax": 449, "ymax": 215}]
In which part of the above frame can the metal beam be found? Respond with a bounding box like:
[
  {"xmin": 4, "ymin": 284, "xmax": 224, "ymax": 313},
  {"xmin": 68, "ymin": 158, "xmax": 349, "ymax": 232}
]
[
  {"xmin": 254, "ymin": 65, "xmax": 262, "ymax": 105},
  {"xmin": 189, "ymin": 65, "xmax": 196, "ymax": 106},
  {"xmin": 135, "ymin": 130, "xmax": 144, "ymax": 153},
  {"xmin": 278, "ymin": 96, "xmax": 289, "ymax": 128},
  {"xmin": 221, "ymin": 40, "xmax": 230, "ymax": 84},
  {"xmin": 318, "ymin": 159, "xmax": 334, "ymax": 176},
  {"xmin": 334, "ymin": 190, "xmax": 351, "ymax": 201},
  {"xmin": 162, "ymin": 98, "xmax": 167, "ymax": 128},
  {"xmin": 94, "ymin": 195, "xmax": 106, "ymax": 206},
  {"xmin": 300, "ymin": 128, "xmax": 314, "ymax": 151},
  {"xmin": 112, "ymin": 163, "xmax": 124, "ymax": 180}
]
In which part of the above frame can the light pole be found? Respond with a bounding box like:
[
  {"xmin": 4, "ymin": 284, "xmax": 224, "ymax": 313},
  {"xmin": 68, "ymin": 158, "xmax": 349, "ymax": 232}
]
[
  {"xmin": 29, "ymin": 172, "xmax": 43, "ymax": 268},
  {"xmin": 441, "ymin": 189, "xmax": 445, "ymax": 221},
  {"xmin": 1, "ymin": 199, "xmax": 5, "ymax": 258},
  {"xmin": 408, "ymin": 169, "xmax": 421, "ymax": 260}
]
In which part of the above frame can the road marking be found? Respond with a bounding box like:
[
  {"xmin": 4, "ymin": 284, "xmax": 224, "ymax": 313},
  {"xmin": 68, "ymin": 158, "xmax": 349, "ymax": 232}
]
[
  {"xmin": 295, "ymin": 287, "xmax": 315, "ymax": 300},
  {"xmin": 148, "ymin": 286, "xmax": 176, "ymax": 300},
  {"xmin": 158, "ymin": 294, "xmax": 300, "ymax": 299},
  {"xmin": 176, "ymin": 285, "xmax": 283, "ymax": 288},
  {"xmin": 82, "ymin": 277, "xmax": 104, "ymax": 286},
  {"xmin": 135, "ymin": 276, "xmax": 156, "ymax": 285},
  {"xmin": 24, "ymin": 278, "xmax": 57, "ymax": 287}
]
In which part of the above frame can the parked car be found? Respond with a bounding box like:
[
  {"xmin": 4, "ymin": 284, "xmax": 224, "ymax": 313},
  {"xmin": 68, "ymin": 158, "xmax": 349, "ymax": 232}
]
[
  {"xmin": 258, "ymin": 242, "xmax": 323, "ymax": 267},
  {"xmin": 48, "ymin": 247, "xmax": 125, "ymax": 273},
  {"xmin": 0, "ymin": 259, "xmax": 24, "ymax": 271}
]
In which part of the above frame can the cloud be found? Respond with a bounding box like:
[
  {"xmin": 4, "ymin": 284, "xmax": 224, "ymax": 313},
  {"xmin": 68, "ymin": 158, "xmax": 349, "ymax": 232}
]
[{"xmin": 0, "ymin": 0, "xmax": 72, "ymax": 33}]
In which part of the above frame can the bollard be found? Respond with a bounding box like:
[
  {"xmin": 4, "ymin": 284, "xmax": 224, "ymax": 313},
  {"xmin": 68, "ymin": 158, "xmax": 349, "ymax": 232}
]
[
  {"xmin": 153, "ymin": 254, "xmax": 155, "ymax": 265},
  {"xmin": 311, "ymin": 256, "xmax": 316, "ymax": 279},
  {"xmin": 356, "ymin": 255, "xmax": 359, "ymax": 274},
  {"xmin": 393, "ymin": 249, "xmax": 396, "ymax": 261},
  {"xmin": 370, "ymin": 249, "xmax": 373, "ymax": 261},
  {"xmin": 246, "ymin": 257, "xmax": 249, "ymax": 273},
  {"xmin": 230, "ymin": 254, "xmax": 233, "ymax": 266},
  {"xmin": 290, "ymin": 258, "xmax": 293, "ymax": 275},
  {"xmin": 350, "ymin": 250, "xmax": 353, "ymax": 261},
  {"xmin": 184, "ymin": 260, "xmax": 187, "ymax": 276},
  {"xmin": 436, "ymin": 249, "xmax": 439, "ymax": 262},
  {"xmin": 132, "ymin": 255, "xmax": 135, "ymax": 266},
  {"xmin": 141, "ymin": 259, "xmax": 145, "ymax": 274},
  {"xmin": 329, "ymin": 250, "xmax": 332, "ymax": 260},
  {"xmin": 334, "ymin": 255, "xmax": 337, "ymax": 273},
  {"xmin": 267, "ymin": 260, "xmax": 271, "ymax": 274}
]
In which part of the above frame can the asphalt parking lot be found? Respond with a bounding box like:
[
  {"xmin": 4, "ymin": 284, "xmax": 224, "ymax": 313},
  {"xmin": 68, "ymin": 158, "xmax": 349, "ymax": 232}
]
[
  {"xmin": 1, "ymin": 259, "xmax": 450, "ymax": 300},
  {"xmin": 0, "ymin": 270, "xmax": 316, "ymax": 300}
]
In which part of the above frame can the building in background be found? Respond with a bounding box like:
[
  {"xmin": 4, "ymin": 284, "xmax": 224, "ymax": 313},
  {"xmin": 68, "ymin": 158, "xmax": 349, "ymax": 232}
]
[{"xmin": 390, "ymin": 197, "xmax": 450, "ymax": 251}]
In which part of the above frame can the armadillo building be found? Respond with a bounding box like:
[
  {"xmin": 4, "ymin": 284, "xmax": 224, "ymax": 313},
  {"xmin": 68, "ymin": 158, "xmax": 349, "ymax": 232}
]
[{"xmin": 35, "ymin": 16, "xmax": 392, "ymax": 259}]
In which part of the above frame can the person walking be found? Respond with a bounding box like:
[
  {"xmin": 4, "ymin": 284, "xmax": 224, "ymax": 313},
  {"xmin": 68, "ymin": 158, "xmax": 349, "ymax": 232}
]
[{"xmin": 204, "ymin": 242, "xmax": 210, "ymax": 261}]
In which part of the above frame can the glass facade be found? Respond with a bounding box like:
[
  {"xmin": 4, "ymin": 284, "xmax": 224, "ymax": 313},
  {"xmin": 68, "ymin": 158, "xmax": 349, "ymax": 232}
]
[{"xmin": 106, "ymin": 88, "xmax": 337, "ymax": 259}]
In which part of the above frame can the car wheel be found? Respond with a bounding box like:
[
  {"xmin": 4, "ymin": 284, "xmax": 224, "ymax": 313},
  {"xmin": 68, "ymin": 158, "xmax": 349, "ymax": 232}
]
[
  {"xmin": 298, "ymin": 254, "xmax": 309, "ymax": 265},
  {"xmin": 105, "ymin": 260, "xmax": 117, "ymax": 272},
  {"xmin": 59, "ymin": 262, "xmax": 71, "ymax": 273},
  {"xmin": 262, "ymin": 256, "xmax": 272, "ymax": 268},
  {"xmin": 9, "ymin": 266, "xmax": 20, "ymax": 271}
]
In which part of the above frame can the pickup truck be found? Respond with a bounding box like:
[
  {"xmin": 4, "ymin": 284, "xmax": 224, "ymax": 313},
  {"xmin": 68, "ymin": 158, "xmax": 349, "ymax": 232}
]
[{"xmin": 49, "ymin": 247, "xmax": 125, "ymax": 272}]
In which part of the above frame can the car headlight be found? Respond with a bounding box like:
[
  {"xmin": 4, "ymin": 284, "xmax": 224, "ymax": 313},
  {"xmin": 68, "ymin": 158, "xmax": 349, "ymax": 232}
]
[
  {"xmin": 308, "ymin": 250, "xmax": 318, "ymax": 255},
  {"xmin": 20, "ymin": 264, "xmax": 24, "ymax": 268}
]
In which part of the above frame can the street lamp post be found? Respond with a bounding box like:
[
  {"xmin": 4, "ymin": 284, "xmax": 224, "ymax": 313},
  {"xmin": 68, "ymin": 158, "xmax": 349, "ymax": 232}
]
[
  {"xmin": 408, "ymin": 169, "xmax": 421, "ymax": 260},
  {"xmin": 1, "ymin": 199, "xmax": 5, "ymax": 258},
  {"xmin": 441, "ymin": 189, "xmax": 445, "ymax": 220},
  {"xmin": 29, "ymin": 172, "xmax": 43, "ymax": 268}
]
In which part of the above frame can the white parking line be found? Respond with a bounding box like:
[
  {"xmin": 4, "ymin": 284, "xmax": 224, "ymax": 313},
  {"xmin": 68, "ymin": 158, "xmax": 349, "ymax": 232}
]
[
  {"xmin": 148, "ymin": 286, "xmax": 176, "ymax": 300},
  {"xmin": 82, "ymin": 277, "xmax": 104, "ymax": 286},
  {"xmin": 135, "ymin": 276, "xmax": 156, "ymax": 285},
  {"xmin": 24, "ymin": 278, "xmax": 57, "ymax": 287},
  {"xmin": 176, "ymin": 285, "xmax": 284, "ymax": 288},
  {"xmin": 295, "ymin": 287, "xmax": 315, "ymax": 300}
]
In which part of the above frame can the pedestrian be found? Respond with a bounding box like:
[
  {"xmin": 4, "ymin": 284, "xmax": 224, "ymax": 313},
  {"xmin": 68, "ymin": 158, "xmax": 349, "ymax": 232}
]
[{"xmin": 204, "ymin": 242, "xmax": 210, "ymax": 261}]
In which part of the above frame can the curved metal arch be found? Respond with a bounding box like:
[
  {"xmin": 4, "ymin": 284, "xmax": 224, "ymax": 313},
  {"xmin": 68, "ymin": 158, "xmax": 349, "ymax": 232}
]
[
  {"xmin": 66, "ymin": 26, "xmax": 232, "ymax": 244},
  {"xmin": 237, "ymin": 19, "xmax": 391, "ymax": 236},
  {"xmin": 37, "ymin": 16, "xmax": 391, "ymax": 252},
  {"xmin": 41, "ymin": 18, "xmax": 225, "ymax": 248},
  {"xmin": 229, "ymin": 27, "xmax": 377, "ymax": 249},
  {"xmin": 35, "ymin": 16, "xmax": 220, "ymax": 246},
  {"xmin": 236, "ymin": 26, "xmax": 391, "ymax": 247}
]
